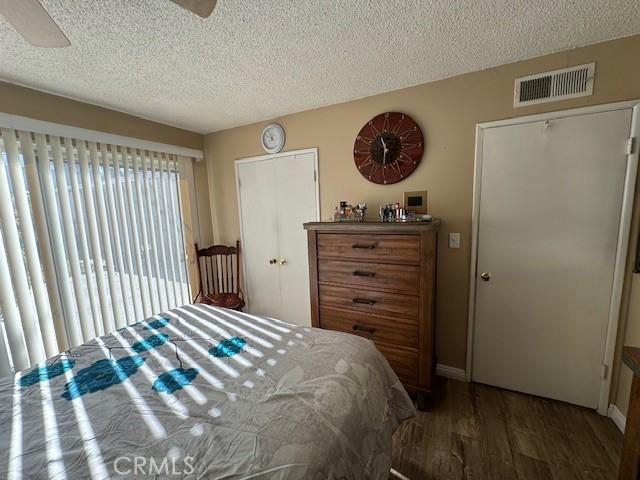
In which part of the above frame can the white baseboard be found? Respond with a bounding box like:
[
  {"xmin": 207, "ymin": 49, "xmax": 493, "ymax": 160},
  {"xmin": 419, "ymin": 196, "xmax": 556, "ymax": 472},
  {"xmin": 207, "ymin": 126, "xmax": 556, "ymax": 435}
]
[
  {"xmin": 608, "ymin": 403, "xmax": 626, "ymax": 433},
  {"xmin": 436, "ymin": 364, "xmax": 467, "ymax": 382}
]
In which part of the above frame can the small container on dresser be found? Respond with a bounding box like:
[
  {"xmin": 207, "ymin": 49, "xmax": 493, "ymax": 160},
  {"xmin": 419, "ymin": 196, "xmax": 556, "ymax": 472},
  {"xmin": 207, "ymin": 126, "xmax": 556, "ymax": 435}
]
[{"xmin": 303, "ymin": 220, "xmax": 440, "ymax": 410}]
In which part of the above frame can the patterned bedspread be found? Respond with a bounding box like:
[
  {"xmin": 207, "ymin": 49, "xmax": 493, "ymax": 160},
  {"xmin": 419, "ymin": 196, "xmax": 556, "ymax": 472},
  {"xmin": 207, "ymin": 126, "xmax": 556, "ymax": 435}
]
[{"xmin": 0, "ymin": 304, "xmax": 415, "ymax": 479}]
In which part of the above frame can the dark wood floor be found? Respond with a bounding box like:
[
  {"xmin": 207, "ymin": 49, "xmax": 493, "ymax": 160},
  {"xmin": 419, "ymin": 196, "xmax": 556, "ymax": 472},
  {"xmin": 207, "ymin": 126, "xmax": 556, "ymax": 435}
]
[{"xmin": 391, "ymin": 378, "xmax": 623, "ymax": 480}]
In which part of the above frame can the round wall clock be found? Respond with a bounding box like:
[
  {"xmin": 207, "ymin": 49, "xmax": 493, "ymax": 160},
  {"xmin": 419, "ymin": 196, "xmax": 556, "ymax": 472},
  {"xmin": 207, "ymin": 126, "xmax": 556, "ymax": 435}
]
[
  {"xmin": 353, "ymin": 112, "xmax": 424, "ymax": 184},
  {"xmin": 261, "ymin": 123, "xmax": 286, "ymax": 154}
]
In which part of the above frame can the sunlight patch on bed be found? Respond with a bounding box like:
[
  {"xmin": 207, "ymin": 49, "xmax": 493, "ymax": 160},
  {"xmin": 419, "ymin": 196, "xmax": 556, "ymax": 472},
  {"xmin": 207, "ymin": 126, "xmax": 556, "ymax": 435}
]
[
  {"xmin": 9, "ymin": 373, "xmax": 23, "ymax": 480},
  {"xmin": 143, "ymin": 317, "xmax": 224, "ymax": 390},
  {"xmin": 19, "ymin": 359, "xmax": 75, "ymax": 387},
  {"xmin": 124, "ymin": 327, "xmax": 207, "ymax": 406},
  {"xmin": 59, "ymin": 353, "xmax": 110, "ymax": 480},
  {"xmin": 205, "ymin": 305, "xmax": 283, "ymax": 341},
  {"xmin": 39, "ymin": 361, "xmax": 67, "ymax": 479},
  {"xmin": 209, "ymin": 337, "xmax": 247, "ymax": 358},
  {"xmin": 108, "ymin": 334, "xmax": 190, "ymax": 419},
  {"xmin": 189, "ymin": 423, "xmax": 204, "ymax": 437},
  {"xmin": 94, "ymin": 337, "xmax": 170, "ymax": 437},
  {"xmin": 152, "ymin": 368, "xmax": 199, "ymax": 394},
  {"xmin": 61, "ymin": 356, "xmax": 145, "ymax": 400},
  {"xmin": 176, "ymin": 306, "xmax": 264, "ymax": 359},
  {"xmin": 231, "ymin": 310, "xmax": 293, "ymax": 334},
  {"xmin": 162, "ymin": 313, "xmax": 242, "ymax": 377},
  {"xmin": 130, "ymin": 333, "xmax": 169, "ymax": 353},
  {"xmin": 188, "ymin": 304, "xmax": 273, "ymax": 351},
  {"xmin": 170, "ymin": 310, "xmax": 253, "ymax": 369}
]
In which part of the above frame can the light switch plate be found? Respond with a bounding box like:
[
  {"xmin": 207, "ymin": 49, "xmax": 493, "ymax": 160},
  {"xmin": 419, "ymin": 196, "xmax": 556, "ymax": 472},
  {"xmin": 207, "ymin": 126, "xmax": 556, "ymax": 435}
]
[{"xmin": 449, "ymin": 232, "xmax": 460, "ymax": 249}]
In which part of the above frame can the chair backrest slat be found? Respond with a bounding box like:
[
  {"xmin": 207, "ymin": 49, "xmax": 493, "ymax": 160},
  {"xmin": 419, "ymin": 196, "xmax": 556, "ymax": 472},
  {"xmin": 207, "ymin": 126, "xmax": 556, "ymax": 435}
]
[{"xmin": 194, "ymin": 241, "xmax": 241, "ymax": 300}]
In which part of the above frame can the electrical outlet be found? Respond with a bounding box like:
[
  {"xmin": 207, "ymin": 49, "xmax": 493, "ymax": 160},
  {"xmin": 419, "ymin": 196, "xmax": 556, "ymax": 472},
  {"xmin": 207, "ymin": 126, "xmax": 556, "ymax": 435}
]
[{"xmin": 449, "ymin": 232, "xmax": 460, "ymax": 249}]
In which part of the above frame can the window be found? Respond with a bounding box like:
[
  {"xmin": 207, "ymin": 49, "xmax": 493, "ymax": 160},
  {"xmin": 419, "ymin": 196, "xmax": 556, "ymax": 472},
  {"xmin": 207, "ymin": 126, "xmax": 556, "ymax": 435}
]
[{"xmin": 0, "ymin": 127, "xmax": 193, "ymax": 374}]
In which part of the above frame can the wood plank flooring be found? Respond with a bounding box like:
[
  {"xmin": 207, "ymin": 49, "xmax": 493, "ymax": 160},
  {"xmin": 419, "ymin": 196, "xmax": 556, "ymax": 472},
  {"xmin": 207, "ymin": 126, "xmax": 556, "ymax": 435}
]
[{"xmin": 391, "ymin": 378, "xmax": 622, "ymax": 480}]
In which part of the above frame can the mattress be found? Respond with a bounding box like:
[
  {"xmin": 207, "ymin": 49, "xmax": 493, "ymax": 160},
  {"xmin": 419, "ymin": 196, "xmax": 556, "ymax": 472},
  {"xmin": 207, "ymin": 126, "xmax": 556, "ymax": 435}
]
[{"xmin": 0, "ymin": 304, "xmax": 415, "ymax": 479}]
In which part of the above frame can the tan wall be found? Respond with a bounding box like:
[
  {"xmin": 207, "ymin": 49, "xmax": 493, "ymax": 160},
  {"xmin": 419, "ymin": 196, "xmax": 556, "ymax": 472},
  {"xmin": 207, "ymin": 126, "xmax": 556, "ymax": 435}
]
[
  {"xmin": 205, "ymin": 34, "xmax": 640, "ymax": 414},
  {"xmin": 0, "ymin": 80, "xmax": 214, "ymax": 245},
  {"xmin": 0, "ymin": 81, "xmax": 203, "ymax": 149}
]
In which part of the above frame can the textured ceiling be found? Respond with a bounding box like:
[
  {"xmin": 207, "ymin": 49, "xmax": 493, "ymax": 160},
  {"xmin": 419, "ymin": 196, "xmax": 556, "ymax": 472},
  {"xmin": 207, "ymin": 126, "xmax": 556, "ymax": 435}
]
[{"xmin": 1, "ymin": 1, "xmax": 639, "ymax": 134}]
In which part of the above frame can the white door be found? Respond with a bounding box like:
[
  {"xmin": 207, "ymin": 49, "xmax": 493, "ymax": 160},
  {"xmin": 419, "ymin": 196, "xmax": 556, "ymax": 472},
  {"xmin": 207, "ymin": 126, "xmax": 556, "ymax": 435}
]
[
  {"xmin": 273, "ymin": 152, "xmax": 316, "ymax": 324},
  {"xmin": 237, "ymin": 158, "xmax": 281, "ymax": 319},
  {"xmin": 472, "ymin": 109, "xmax": 633, "ymax": 408},
  {"xmin": 237, "ymin": 150, "xmax": 318, "ymax": 326}
]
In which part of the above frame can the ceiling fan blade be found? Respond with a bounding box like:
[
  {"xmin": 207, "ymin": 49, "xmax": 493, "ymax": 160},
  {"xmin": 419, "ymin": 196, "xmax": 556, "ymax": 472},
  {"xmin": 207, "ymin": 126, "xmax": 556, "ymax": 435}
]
[
  {"xmin": 170, "ymin": 0, "xmax": 217, "ymax": 18},
  {"xmin": 0, "ymin": 0, "xmax": 69, "ymax": 47}
]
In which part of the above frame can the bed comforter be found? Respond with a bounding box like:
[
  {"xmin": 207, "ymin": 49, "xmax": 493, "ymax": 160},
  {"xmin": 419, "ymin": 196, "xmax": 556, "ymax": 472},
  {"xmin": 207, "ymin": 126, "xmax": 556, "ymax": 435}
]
[{"xmin": 0, "ymin": 304, "xmax": 415, "ymax": 479}]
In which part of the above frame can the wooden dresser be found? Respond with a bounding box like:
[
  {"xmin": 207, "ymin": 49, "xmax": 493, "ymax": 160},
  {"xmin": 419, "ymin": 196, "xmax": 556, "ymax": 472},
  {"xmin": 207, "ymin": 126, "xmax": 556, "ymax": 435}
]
[{"xmin": 304, "ymin": 220, "xmax": 440, "ymax": 409}]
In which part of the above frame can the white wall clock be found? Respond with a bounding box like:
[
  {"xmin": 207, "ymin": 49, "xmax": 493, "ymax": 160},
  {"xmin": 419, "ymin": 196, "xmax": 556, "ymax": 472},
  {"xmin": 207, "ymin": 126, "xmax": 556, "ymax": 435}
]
[{"xmin": 261, "ymin": 123, "xmax": 286, "ymax": 153}]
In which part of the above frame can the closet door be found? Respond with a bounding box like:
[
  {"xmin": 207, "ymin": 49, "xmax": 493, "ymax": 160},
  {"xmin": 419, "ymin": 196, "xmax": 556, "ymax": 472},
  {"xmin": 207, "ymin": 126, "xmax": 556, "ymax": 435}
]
[
  {"xmin": 237, "ymin": 159, "xmax": 282, "ymax": 319},
  {"xmin": 274, "ymin": 152, "xmax": 317, "ymax": 326},
  {"xmin": 472, "ymin": 108, "xmax": 633, "ymax": 408}
]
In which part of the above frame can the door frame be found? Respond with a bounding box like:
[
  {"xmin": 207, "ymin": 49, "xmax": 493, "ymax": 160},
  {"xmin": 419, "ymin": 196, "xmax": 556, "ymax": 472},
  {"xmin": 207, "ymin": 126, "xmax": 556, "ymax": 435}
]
[
  {"xmin": 466, "ymin": 101, "xmax": 640, "ymax": 414},
  {"xmin": 234, "ymin": 147, "xmax": 320, "ymax": 312}
]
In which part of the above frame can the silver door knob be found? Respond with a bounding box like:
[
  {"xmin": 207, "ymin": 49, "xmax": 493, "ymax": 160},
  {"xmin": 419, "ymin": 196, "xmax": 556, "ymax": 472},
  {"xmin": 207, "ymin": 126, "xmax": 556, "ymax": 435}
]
[
  {"xmin": 480, "ymin": 272, "xmax": 491, "ymax": 281},
  {"xmin": 279, "ymin": 259, "xmax": 287, "ymax": 265},
  {"xmin": 269, "ymin": 258, "xmax": 277, "ymax": 264}
]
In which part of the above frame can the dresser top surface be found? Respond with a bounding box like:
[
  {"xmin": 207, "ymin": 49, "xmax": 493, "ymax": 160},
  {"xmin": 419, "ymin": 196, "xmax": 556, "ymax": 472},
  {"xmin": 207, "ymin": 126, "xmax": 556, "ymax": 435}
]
[{"xmin": 304, "ymin": 219, "xmax": 441, "ymax": 232}]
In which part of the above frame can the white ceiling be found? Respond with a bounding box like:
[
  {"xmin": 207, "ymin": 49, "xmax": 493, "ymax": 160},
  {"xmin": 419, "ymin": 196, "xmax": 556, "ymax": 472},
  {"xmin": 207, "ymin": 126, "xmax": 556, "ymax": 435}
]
[{"xmin": 1, "ymin": 1, "xmax": 639, "ymax": 134}]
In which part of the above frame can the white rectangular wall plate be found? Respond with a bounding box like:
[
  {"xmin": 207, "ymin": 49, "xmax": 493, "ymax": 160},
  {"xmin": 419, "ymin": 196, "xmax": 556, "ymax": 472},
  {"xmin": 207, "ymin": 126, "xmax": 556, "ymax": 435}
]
[{"xmin": 449, "ymin": 232, "xmax": 460, "ymax": 249}]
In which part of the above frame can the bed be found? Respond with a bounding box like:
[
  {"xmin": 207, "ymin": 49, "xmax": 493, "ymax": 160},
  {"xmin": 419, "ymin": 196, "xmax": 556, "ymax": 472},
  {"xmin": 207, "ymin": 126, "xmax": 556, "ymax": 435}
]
[{"xmin": 0, "ymin": 304, "xmax": 415, "ymax": 479}]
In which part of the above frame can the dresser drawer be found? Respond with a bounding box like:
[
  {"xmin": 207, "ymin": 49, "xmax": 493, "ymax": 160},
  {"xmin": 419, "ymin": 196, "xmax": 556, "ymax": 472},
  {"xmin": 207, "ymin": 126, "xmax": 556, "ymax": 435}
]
[
  {"xmin": 374, "ymin": 341, "xmax": 418, "ymax": 385},
  {"xmin": 319, "ymin": 284, "xmax": 419, "ymax": 320},
  {"xmin": 319, "ymin": 306, "xmax": 418, "ymax": 348},
  {"xmin": 318, "ymin": 259, "xmax": 420, "ymax": 294},
  {"xmin": 317, "ymin": 233, "xmax": 420, "ymax": 263}
]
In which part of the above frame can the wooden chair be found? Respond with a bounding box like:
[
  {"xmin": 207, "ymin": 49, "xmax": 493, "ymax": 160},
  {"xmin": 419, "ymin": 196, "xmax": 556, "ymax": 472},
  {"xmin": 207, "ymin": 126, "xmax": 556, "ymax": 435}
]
[{"xmin": 193, "ymin": 241, "xmax": 245, "ymax": 311}]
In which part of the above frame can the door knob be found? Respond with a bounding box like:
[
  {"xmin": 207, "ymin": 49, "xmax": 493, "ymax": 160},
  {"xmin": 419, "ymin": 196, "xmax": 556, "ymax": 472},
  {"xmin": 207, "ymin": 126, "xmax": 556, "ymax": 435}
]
[
  {"xmin": 279, "ymin": 259, "xmax": 287, "ymax": 265},
  {"xmin": 480, "ymin": 272, "xmax": 491, "ymax": 281},
  {"xmin": 269, "ymin": 258, "xmax": 277, "ymax": 264}
]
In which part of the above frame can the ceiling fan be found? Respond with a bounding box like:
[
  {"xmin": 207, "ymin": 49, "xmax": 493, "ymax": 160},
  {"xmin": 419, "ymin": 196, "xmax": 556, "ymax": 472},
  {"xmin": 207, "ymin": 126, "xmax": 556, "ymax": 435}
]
[{"xmin": 0, "ymin": 0, "xmax": 217, "ymax": 48}]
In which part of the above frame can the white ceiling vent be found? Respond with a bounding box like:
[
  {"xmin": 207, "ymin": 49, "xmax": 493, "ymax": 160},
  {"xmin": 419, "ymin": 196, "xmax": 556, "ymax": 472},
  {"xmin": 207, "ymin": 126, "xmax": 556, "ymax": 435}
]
[{"xmin": 514, "ymin": 63, "xmax": 595, "ymax": 107}]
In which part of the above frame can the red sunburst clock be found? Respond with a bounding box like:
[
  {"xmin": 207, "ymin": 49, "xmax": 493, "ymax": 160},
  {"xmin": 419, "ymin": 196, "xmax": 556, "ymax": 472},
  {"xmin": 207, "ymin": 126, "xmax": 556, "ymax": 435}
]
[{"xmin": 353, "ymin": 112, "xmax": 424, "ymax": 185}]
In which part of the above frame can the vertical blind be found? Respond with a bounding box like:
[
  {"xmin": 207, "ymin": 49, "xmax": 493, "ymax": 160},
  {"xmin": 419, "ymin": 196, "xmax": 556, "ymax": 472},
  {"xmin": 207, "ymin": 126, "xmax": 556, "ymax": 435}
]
[{"xmin": 0, "ymin": 128, "xmax": 191, "ymax": 376}]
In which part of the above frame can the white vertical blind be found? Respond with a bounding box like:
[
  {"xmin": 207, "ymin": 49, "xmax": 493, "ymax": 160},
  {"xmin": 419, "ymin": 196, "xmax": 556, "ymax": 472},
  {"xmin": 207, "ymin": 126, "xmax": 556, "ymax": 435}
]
[
  {"xmin": 132, "ymin": 148, "xmax": 159, "ymax": 314},
  {"xmin": 51, "ymin": 136, "xmax": 95, "ymax": 343},
  {"xmin": 142, "ymin": 151, "xmax": 164, "ymax": 312},
  {"xmin": 151, "ymin": 151, "xmax": 171, "ymax": 311},
  {"xmin": 35, "ymin": 133, "xmax": 82, "ymax": 347},
  {"xmin": 19, "ymin": 131, "xmax": 68, "ymax": 352},
  {"xmin": 89, "ymin": 141, "xmax": 122, "ymax": 332},
  {"xmin": 4, "ymin": 129, "xmax": 58, "ymax": 357},
  {"xmin": 77, "ymin": 140, "xmax": 110, "ymax": 337},
  {"xmin": 100, "ymin": 143, "xmax": 135, "ymax": 326},
  {"xmin": 123, "ymin": 147, "xmax": 152, "ymax": 318},
  {"xmin": 64, "ymin": 137, "xmax": 102, "ymax": 336},
  {"xmin": 170, "ymin": 157, "xmax": 190, "ymax": 305},
  {"xmin": 160, "ymin": 153, "xmax": 179, "ymax": 308},
  {"xmin": 0, "ymin": 133, "xmax": 46, "ymax": 364},
  {"xmin": 0, "ymin": 129, "xmax": 192, "ymax": 375},
  {"xmin": 113, "ymin": 146, "xmax": 143, "ymax": 321},
  {"xmin": 0, "ymin": 224, "xmax": 30, "ymax": 372}
]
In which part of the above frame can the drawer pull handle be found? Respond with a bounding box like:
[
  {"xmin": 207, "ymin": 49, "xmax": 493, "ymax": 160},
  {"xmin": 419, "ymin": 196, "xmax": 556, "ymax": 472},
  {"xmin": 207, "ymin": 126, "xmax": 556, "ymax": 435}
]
[
  {"xmin": 352, "ymin": 298, "xmax": 376, "ymax": 305},
  {"xmin": 352, "ymin": 243, "xmax": 377, "ymax": 249},
  {"xmin": 353, "ymin": 324, "xmax": 376, "ymax": 334},
  {"xmin": 353, "ymin": 270, "xmax": 376, "ymax": 277}
]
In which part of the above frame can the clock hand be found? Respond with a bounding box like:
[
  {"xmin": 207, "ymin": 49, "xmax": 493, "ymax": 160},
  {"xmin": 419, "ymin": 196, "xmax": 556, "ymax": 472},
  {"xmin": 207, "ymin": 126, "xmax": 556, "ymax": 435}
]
[{"xmin": 380, "ymin": 137, "xmax": 389, "ymax": 164}]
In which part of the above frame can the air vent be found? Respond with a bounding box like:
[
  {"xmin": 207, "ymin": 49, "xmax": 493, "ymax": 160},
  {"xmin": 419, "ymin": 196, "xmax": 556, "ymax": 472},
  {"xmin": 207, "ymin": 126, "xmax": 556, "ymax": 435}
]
[{"xmin": 514, "ymin": 63, "xmax": 595, "ymax": 107}]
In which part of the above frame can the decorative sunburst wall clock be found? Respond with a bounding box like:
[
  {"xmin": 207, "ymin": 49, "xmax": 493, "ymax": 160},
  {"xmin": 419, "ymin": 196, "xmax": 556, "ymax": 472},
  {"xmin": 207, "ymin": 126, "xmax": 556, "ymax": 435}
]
[{"xmin": 353, "ymin": 112, "xmax": 424, "ymax": 184}]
